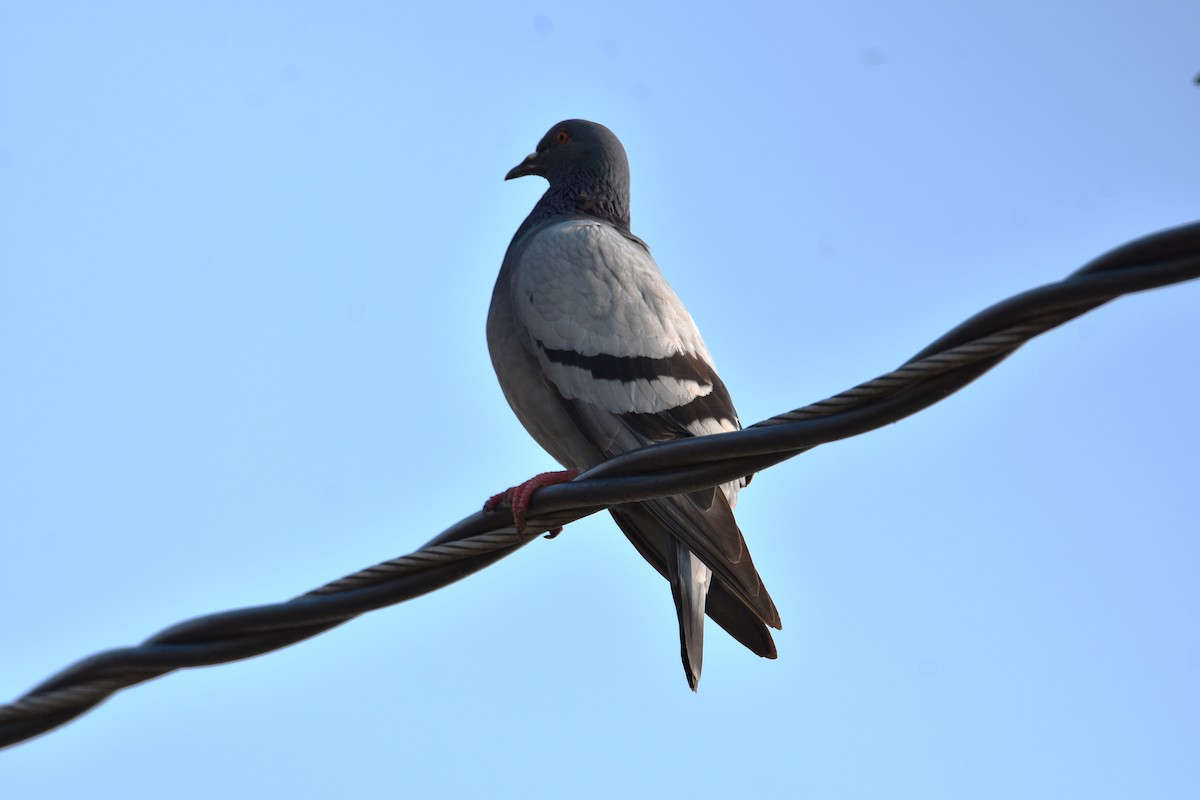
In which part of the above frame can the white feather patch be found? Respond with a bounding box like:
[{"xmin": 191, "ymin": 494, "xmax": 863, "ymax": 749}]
[{"xmin": 513, "ymin": 219, "xmax": 713, "ymax": 363}]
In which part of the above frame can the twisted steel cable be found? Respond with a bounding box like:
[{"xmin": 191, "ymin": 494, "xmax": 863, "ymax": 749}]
[{"xmin": 3, "ymin": 221, "xmax": 1198, "ymax": 749}]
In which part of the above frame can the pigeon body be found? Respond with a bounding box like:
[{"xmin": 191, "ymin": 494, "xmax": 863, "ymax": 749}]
[{"xmin": 487, "ymin": 120, "xmax": 780, "ymax": 689}]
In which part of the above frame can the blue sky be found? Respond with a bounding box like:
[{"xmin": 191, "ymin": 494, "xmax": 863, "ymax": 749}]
[{"xmin": 2, "ymin": 2, "xmax": 1198, "ymax": 797}]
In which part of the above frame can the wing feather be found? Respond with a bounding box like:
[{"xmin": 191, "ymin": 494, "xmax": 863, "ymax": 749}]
[{"xmin": 509, "ymin": 219, "xmax": 777, "ymax": 624}]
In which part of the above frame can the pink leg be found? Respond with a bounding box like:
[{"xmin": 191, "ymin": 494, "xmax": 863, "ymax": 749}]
[{"xmin": 484, "ymin": 469, "xmax": 579, "ymax": 535}]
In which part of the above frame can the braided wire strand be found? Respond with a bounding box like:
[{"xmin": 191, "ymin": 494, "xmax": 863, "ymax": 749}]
[
  {"xmin": 304, "ymin": 528, "xmax": 539, "ymax": 596},
  {"xmin": 755, "ymin": 313, "xmax": 1073, "ymax": 425},
  {"xmin": 2, "ymin": 221, "xmax": 1198, "ymax": 749}
]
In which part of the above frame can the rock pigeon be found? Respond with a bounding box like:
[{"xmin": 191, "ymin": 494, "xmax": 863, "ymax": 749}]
[{"xmin": 486, "ymin": 119, "xmax": 780, "ymax": 689}]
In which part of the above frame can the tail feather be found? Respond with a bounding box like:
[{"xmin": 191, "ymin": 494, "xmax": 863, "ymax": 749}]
[
  {"xmin": 610, "ymin": 498, "xmax": 780, "ymax": 689},
  {"xmin": 667, "ymin": 540, "xmax": 711, "ymax": 691},
  {"xmin": 639, "ymin": 493, "xmax": 780, "ymax": 629}
]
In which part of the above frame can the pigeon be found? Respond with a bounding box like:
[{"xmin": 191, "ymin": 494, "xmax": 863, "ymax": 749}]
[{"xmin": 486, "ymin": 119, "xmax": 780, "ymax": 689}]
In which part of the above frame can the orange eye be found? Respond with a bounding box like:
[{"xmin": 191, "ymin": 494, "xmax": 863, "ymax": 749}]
[{"xmin": 555, "ymin": 129, "xmax": 570, "ymax": 144}]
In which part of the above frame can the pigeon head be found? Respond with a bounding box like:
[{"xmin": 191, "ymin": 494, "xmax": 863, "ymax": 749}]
[{"xmin": 506, "ymin": 119, "xmax": 632, "ymax": 232}]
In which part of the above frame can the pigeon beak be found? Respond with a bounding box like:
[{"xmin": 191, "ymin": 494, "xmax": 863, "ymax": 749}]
[{"xmin": 505, "ymin": 152, "xmax": 541, "ymax": 181}]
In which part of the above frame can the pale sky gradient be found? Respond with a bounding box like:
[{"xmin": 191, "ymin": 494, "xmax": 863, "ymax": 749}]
[{"xmin": 2, "ymin": 3, "xmax": 1199, "ymax": 798}]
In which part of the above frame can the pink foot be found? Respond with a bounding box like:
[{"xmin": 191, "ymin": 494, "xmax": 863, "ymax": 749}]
[{"xmin": 484, "ymin": 469, "xmax": 580, "ymax": 535}]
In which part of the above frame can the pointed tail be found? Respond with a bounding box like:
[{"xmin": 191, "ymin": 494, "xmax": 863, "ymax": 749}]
[{"xmin": 667, "ymin": 540, "xmax": 711, "ymax": 691}]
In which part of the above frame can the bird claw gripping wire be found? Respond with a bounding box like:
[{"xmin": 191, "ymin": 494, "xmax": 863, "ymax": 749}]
[{"xmin": 484, "ymin": 469, "xmax": 580, "ymax": 536}]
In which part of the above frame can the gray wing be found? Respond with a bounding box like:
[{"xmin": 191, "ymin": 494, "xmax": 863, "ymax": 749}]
[{"xmin": 501, "ymin": 219, "xmax": 780, "ymax": 679}]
